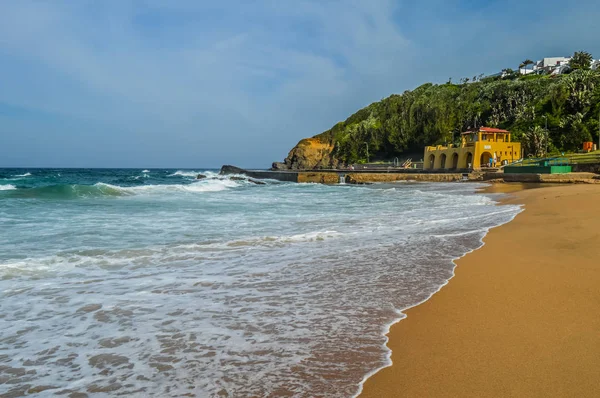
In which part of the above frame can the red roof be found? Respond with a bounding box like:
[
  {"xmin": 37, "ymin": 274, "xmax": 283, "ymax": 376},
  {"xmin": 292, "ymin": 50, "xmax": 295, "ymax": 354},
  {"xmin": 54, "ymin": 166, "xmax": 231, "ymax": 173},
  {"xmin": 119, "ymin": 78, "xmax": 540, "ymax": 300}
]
[{"xmin": 461, "ymin": 127, "xmax": 510, "ymax": 134}]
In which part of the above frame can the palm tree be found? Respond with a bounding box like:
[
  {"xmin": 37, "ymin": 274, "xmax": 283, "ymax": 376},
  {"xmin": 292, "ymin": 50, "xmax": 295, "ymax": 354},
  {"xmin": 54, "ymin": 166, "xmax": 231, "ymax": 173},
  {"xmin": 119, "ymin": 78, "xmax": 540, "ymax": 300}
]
[
  {"xmin": 569, "ymin": 51, "xmax": 594, "ymax": 70},
  {"xmin": 519, "ymin": 59, "xmax": 534, "ymax": 75}
]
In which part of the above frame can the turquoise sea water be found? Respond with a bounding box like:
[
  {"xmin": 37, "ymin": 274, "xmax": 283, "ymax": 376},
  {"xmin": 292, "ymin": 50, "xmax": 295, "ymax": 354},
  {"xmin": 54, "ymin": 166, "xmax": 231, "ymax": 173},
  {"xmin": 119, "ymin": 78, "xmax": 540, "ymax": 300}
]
[{"xmin": 0, "ymin": 169, "xmax": 521, "ymax": 397}]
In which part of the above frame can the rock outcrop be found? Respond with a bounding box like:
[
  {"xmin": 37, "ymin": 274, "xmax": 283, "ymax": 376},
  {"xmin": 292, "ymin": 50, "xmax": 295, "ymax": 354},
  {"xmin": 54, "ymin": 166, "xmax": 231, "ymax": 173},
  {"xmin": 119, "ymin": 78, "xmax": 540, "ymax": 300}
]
[
  {"xmin": 219, "ymin": 165, "xmax": 247, "ymax": 175},
  {"xmin": 277, "ymin": 137, "xmax": 339, "ymax": 170},
  {"xmin": 270, "ymin": 162, "xmax": 285, "ymax": 170}
]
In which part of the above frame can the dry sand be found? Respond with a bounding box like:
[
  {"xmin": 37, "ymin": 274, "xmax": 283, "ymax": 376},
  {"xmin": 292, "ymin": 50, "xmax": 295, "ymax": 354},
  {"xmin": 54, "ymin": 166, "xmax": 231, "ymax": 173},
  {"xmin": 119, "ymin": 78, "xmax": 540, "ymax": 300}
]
[{"xmin": 360, "ymin": 183, "xmax": 600, "ymax": 398}]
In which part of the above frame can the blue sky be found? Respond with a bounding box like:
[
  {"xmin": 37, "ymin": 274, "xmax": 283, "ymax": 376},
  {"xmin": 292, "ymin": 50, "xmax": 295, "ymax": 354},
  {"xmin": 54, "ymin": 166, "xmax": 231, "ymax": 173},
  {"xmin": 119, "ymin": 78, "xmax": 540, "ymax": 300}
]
[{"xmin": 1, "ymin": 0, "xmax": 599, "ymax": 168}]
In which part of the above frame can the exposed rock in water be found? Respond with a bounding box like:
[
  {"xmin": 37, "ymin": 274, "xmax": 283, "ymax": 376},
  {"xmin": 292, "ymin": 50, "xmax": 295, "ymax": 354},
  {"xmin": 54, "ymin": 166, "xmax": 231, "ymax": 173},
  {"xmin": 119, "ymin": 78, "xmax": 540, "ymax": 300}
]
[
  {"xmin": 344, "ymin": 175, "xmax": 372, "ymax": 185},
  {"xmin": 229, "ymin": 176, "xmax": 266, "ymax": 185},
  {"xmin": 196, "ymin": 174, "xmax": 207, "ymax": 180},
  {"xmin": 220, "ymin": 165, "xmax": 247, "ymax": 175},
  {"xmin": 248, "ymin": 178, "xmax": 266, "ymax": 185},
  {"xmin": 281, "ymin": 137, "xmax": 339, "ymax": 170}
]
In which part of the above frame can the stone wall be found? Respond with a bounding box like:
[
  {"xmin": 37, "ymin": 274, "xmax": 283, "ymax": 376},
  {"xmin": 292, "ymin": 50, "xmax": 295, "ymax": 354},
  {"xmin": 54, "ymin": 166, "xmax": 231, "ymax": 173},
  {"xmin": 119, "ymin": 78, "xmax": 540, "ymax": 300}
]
[
  {"xmin": 344, "ymin": 173, "xmax": 467, "ymax": 184},
  {"xmin": 571, "ymin": 163, "xmax": 600, "ymax": 174},
  {"xmin": 297, "ymin": 172, "xmax": 340, "ymax": 184}
]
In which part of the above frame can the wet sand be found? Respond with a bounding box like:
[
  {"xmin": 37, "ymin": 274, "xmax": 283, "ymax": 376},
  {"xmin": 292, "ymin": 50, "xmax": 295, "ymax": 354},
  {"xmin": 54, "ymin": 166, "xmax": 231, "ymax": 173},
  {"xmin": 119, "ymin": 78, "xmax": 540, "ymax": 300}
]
[{"xmin": 360, "ymin": 183, "xmax": 600, "ymax": 398}]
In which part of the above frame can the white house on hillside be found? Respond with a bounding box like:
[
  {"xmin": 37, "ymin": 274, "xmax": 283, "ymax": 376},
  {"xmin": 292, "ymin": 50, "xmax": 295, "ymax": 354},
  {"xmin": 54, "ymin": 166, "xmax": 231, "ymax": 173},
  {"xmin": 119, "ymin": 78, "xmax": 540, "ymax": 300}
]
[
  {"xmin": 487, "ymin": 56, "xmax": 600, "ymax": 79},
  {"xmin": 520, "ymin": 57, "xmax": 571, "ymax": 75}
]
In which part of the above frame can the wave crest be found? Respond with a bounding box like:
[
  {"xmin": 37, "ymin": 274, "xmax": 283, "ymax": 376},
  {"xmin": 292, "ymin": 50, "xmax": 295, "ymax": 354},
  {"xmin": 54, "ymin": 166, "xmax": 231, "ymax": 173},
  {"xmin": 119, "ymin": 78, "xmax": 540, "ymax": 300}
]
[
  {"xmin": 2, "ymin": 178, "xmax": 246, "ymax": 199},
  {"xmin": 167, "ymin": 170, "xmax": 210, "ymax": 178}
]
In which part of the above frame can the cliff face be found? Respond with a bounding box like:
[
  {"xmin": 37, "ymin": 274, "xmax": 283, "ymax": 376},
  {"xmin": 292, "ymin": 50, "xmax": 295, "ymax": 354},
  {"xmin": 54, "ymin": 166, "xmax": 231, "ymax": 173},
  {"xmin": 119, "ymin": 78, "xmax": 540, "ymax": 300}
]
[{"xmin": 274, "ymin": 137, "xmax": 339, "ymax": 170}]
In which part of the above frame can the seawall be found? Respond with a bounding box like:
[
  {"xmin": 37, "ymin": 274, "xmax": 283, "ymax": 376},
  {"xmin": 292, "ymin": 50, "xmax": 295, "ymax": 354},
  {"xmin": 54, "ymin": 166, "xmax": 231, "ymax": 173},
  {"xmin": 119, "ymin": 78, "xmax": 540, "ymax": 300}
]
[
  {"xmin": 220, "ymin": 165, "xmax": 600, "ymax": 184},
  {"xmin": 220, "ymin": 165, "xmax": 471, "ymax": 183}
]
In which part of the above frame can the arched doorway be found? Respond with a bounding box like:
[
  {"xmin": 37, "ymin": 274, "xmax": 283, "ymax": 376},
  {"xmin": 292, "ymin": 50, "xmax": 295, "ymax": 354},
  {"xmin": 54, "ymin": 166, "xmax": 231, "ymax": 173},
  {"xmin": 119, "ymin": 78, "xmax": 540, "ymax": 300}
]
[
  {"xmin": 480, "ymin": 152, "xmax": 492, "ymax": 168},
  {"xmin": 429, "ymin": 154, "xmax": 435, "ymax": 169},
  {"xmin": 451, "ymin": 153, "xmax": 459, "ymax": 169},
  {"xmin": 440, "ymin": 153, "xmax": 447, "ymax": 169},
  {"xmin": 465, "ymin": 152, "xmax": 473, "ymax": 169}
]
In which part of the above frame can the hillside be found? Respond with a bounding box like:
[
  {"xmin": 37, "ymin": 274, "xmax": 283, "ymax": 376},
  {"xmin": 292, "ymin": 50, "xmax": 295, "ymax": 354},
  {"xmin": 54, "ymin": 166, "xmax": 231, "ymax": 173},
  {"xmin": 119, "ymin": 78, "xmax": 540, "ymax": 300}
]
[{"xmin": 274, "ymin": 68, "xmax": 600, "ymax": 170}]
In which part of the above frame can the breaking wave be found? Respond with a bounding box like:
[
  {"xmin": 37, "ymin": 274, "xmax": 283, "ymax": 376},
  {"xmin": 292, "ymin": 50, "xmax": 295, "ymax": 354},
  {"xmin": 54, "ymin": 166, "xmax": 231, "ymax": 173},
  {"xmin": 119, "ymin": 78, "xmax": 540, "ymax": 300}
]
[
  {"xmin": 1, "ymin": 179, "xmax": 247, "ymax": 199},
  {"xmin": 168, "ymin": 170, "xmax": 205, "ymax": 178}
]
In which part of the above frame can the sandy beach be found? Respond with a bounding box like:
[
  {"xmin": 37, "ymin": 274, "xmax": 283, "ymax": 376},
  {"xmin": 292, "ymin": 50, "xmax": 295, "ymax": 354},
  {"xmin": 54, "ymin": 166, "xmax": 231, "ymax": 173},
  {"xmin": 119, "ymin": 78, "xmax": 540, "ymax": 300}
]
[{"xmin": 360, "ymin": 183, "xmax": 600, "ymax": 398}]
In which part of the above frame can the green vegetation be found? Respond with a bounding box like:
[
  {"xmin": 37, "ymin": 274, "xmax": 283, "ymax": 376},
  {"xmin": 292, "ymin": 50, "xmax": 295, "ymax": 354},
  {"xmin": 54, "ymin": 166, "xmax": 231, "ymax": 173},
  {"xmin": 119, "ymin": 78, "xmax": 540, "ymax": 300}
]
[
  {"xmin": 313, "ymin": 53, "xmax": 600, "ymax": 164},
  {"xmin": 569, "ymin": 51, "xmax": 594, "ymax": 71}
]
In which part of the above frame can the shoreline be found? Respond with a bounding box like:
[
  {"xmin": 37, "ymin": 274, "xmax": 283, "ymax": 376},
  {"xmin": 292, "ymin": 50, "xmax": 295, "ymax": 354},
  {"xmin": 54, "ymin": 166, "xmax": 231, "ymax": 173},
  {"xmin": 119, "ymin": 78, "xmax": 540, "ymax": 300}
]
[
  {"xmin": 358, "ymin": 183, "xmax": 600, "ymax": 397},
  {"xmin": 352, "ymin": 182, "xmax": 526, "ymax": 397}
]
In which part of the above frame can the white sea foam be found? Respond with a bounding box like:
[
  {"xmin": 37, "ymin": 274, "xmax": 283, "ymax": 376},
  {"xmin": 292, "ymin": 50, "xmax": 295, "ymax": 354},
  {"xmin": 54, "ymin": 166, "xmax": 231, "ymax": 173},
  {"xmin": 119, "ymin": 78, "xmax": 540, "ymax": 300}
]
[
  {"xmin": 13, "ymin": 172, "xmax": 32, "ymax": 177},
  {"xmin": 0, "ymin": 180, "xmax": 522, "ymax": 397},
  {"xmin": 0, "ymin": 184, "xmax": 16, "ymax": 190},
  {"xmin": 94, "ymin": 179, "xmax": 238, "ymax": 195},
  {"xmin": 168, "ymin": 170, "xmax": 203, "ymax": 177},
  {"xmin": 142, "ymin": 169, "xmax": 150, "ymax": 173}
]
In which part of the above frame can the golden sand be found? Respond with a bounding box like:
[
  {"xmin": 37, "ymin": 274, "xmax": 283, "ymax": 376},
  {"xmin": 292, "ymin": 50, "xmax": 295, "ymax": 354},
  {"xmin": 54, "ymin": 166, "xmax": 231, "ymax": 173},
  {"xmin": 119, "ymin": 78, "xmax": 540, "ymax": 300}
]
[{"xmin": 360, "ymin": 184, "xmax": 600, "ymax": 398}]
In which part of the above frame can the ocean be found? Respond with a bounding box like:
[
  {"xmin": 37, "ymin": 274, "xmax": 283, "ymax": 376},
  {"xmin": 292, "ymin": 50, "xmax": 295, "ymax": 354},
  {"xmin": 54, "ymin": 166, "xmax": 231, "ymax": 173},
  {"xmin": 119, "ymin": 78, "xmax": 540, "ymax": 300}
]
[{"xmin": 0, "ymin": 168, "xmax": 521, "ymax": 397}]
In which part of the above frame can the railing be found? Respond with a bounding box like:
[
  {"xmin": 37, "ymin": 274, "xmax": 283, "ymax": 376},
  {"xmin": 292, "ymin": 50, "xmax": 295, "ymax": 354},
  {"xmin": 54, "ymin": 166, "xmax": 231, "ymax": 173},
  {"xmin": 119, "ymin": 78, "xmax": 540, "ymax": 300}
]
[
  {"xmin": 564, "ymin": 152, "xmax": 600, "ymax": 164},
  {"xmin": 506, "ymin": 153, "xmax": 600, "ymax": 167},
  {"xmin": 506, "ymin": 156, "xmax": 567, "ymax": 167}
]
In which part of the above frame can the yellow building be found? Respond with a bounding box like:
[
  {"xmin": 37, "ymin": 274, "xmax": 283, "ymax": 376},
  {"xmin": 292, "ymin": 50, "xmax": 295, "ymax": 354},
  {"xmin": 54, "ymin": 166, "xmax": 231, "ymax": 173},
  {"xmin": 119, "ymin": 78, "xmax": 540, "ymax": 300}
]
[{"xmin": 423, "ymin": 127, "xmax": 522, "ymax": 170}]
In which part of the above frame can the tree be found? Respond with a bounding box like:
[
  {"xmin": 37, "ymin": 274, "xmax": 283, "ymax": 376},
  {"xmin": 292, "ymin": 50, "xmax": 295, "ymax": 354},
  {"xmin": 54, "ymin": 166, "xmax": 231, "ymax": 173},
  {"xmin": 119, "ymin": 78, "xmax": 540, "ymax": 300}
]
[
  {"xmin": 522, "ymin": 126, "xmax": 549, "ymax": 157},
  {"xmin": 519, "ymin": 59, "xmax": 535, "ymax": 74},
  {"xmin": 502, "ymin": 68, "xmax": 517, "ymax": 80},
  {"xmin": 307, "ymin": 59, "xmax": 600, "ymax": 165},
  {"xmin": 569, "ymin": 51, "xmax": 593, "ymax": 71},
  {"xmin": 559, "ymin": 113, "xmax": 593, "ymax": 150}
]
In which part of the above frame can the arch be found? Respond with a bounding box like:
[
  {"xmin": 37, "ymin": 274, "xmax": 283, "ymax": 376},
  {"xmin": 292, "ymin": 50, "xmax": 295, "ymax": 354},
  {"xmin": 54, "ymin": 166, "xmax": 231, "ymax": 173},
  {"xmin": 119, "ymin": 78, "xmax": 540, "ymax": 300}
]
[
  {"xmin": 465, "ymin": 152, "xmax": 473, "ymax": 169},
  {"xmin": 480, "ymin": 152, "xmax": 493, "ymax": 168},
  {"xmin": 451, "ymin": 153, "xmax": 459, "ymax": 169},
  {"xmin": 428, "ymin": 154, "xmax": 435, "ymax": 169},
  {"xmin": 440, "ymin": 153, "xmax": 447, "ymax": 169}
]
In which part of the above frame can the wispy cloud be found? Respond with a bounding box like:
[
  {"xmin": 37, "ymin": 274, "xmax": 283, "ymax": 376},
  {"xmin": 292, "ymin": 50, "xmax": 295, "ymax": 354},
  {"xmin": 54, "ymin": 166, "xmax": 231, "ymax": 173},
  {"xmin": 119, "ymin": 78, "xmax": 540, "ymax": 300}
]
[{"xmin": 0, "ymin": 0, "xmax": 599, "ymax": 167}]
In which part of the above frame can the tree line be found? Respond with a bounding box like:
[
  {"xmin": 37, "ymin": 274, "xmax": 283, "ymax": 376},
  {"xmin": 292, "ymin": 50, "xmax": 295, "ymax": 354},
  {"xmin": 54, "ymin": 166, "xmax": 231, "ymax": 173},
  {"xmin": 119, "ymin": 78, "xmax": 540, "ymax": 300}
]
[{"xmin": 314, "ymin": 51, "xmax": 600, "ymax": 163}]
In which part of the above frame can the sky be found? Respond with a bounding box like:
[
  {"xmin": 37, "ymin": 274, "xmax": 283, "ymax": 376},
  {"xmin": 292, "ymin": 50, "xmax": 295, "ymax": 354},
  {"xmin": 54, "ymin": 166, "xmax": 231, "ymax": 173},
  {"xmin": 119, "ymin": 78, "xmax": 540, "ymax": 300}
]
[{"xmin": 1, "ymin": 0, "xmax": 599, "ymax": 168}]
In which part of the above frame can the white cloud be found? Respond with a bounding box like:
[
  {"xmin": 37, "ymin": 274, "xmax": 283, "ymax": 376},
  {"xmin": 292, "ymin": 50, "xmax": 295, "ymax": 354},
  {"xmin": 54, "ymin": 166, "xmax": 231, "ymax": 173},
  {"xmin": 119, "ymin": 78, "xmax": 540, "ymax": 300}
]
[{"xmin": 1, "ymin": 0, "xmax": 599, "ymax": 167}]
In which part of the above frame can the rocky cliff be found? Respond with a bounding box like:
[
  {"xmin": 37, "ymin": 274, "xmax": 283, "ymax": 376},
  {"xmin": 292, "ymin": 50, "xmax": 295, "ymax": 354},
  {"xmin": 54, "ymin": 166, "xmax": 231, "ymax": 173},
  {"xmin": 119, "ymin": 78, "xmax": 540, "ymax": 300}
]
[{"xmin": 272, "ymin": 137, "xmax": 339, "ymax": 170}]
